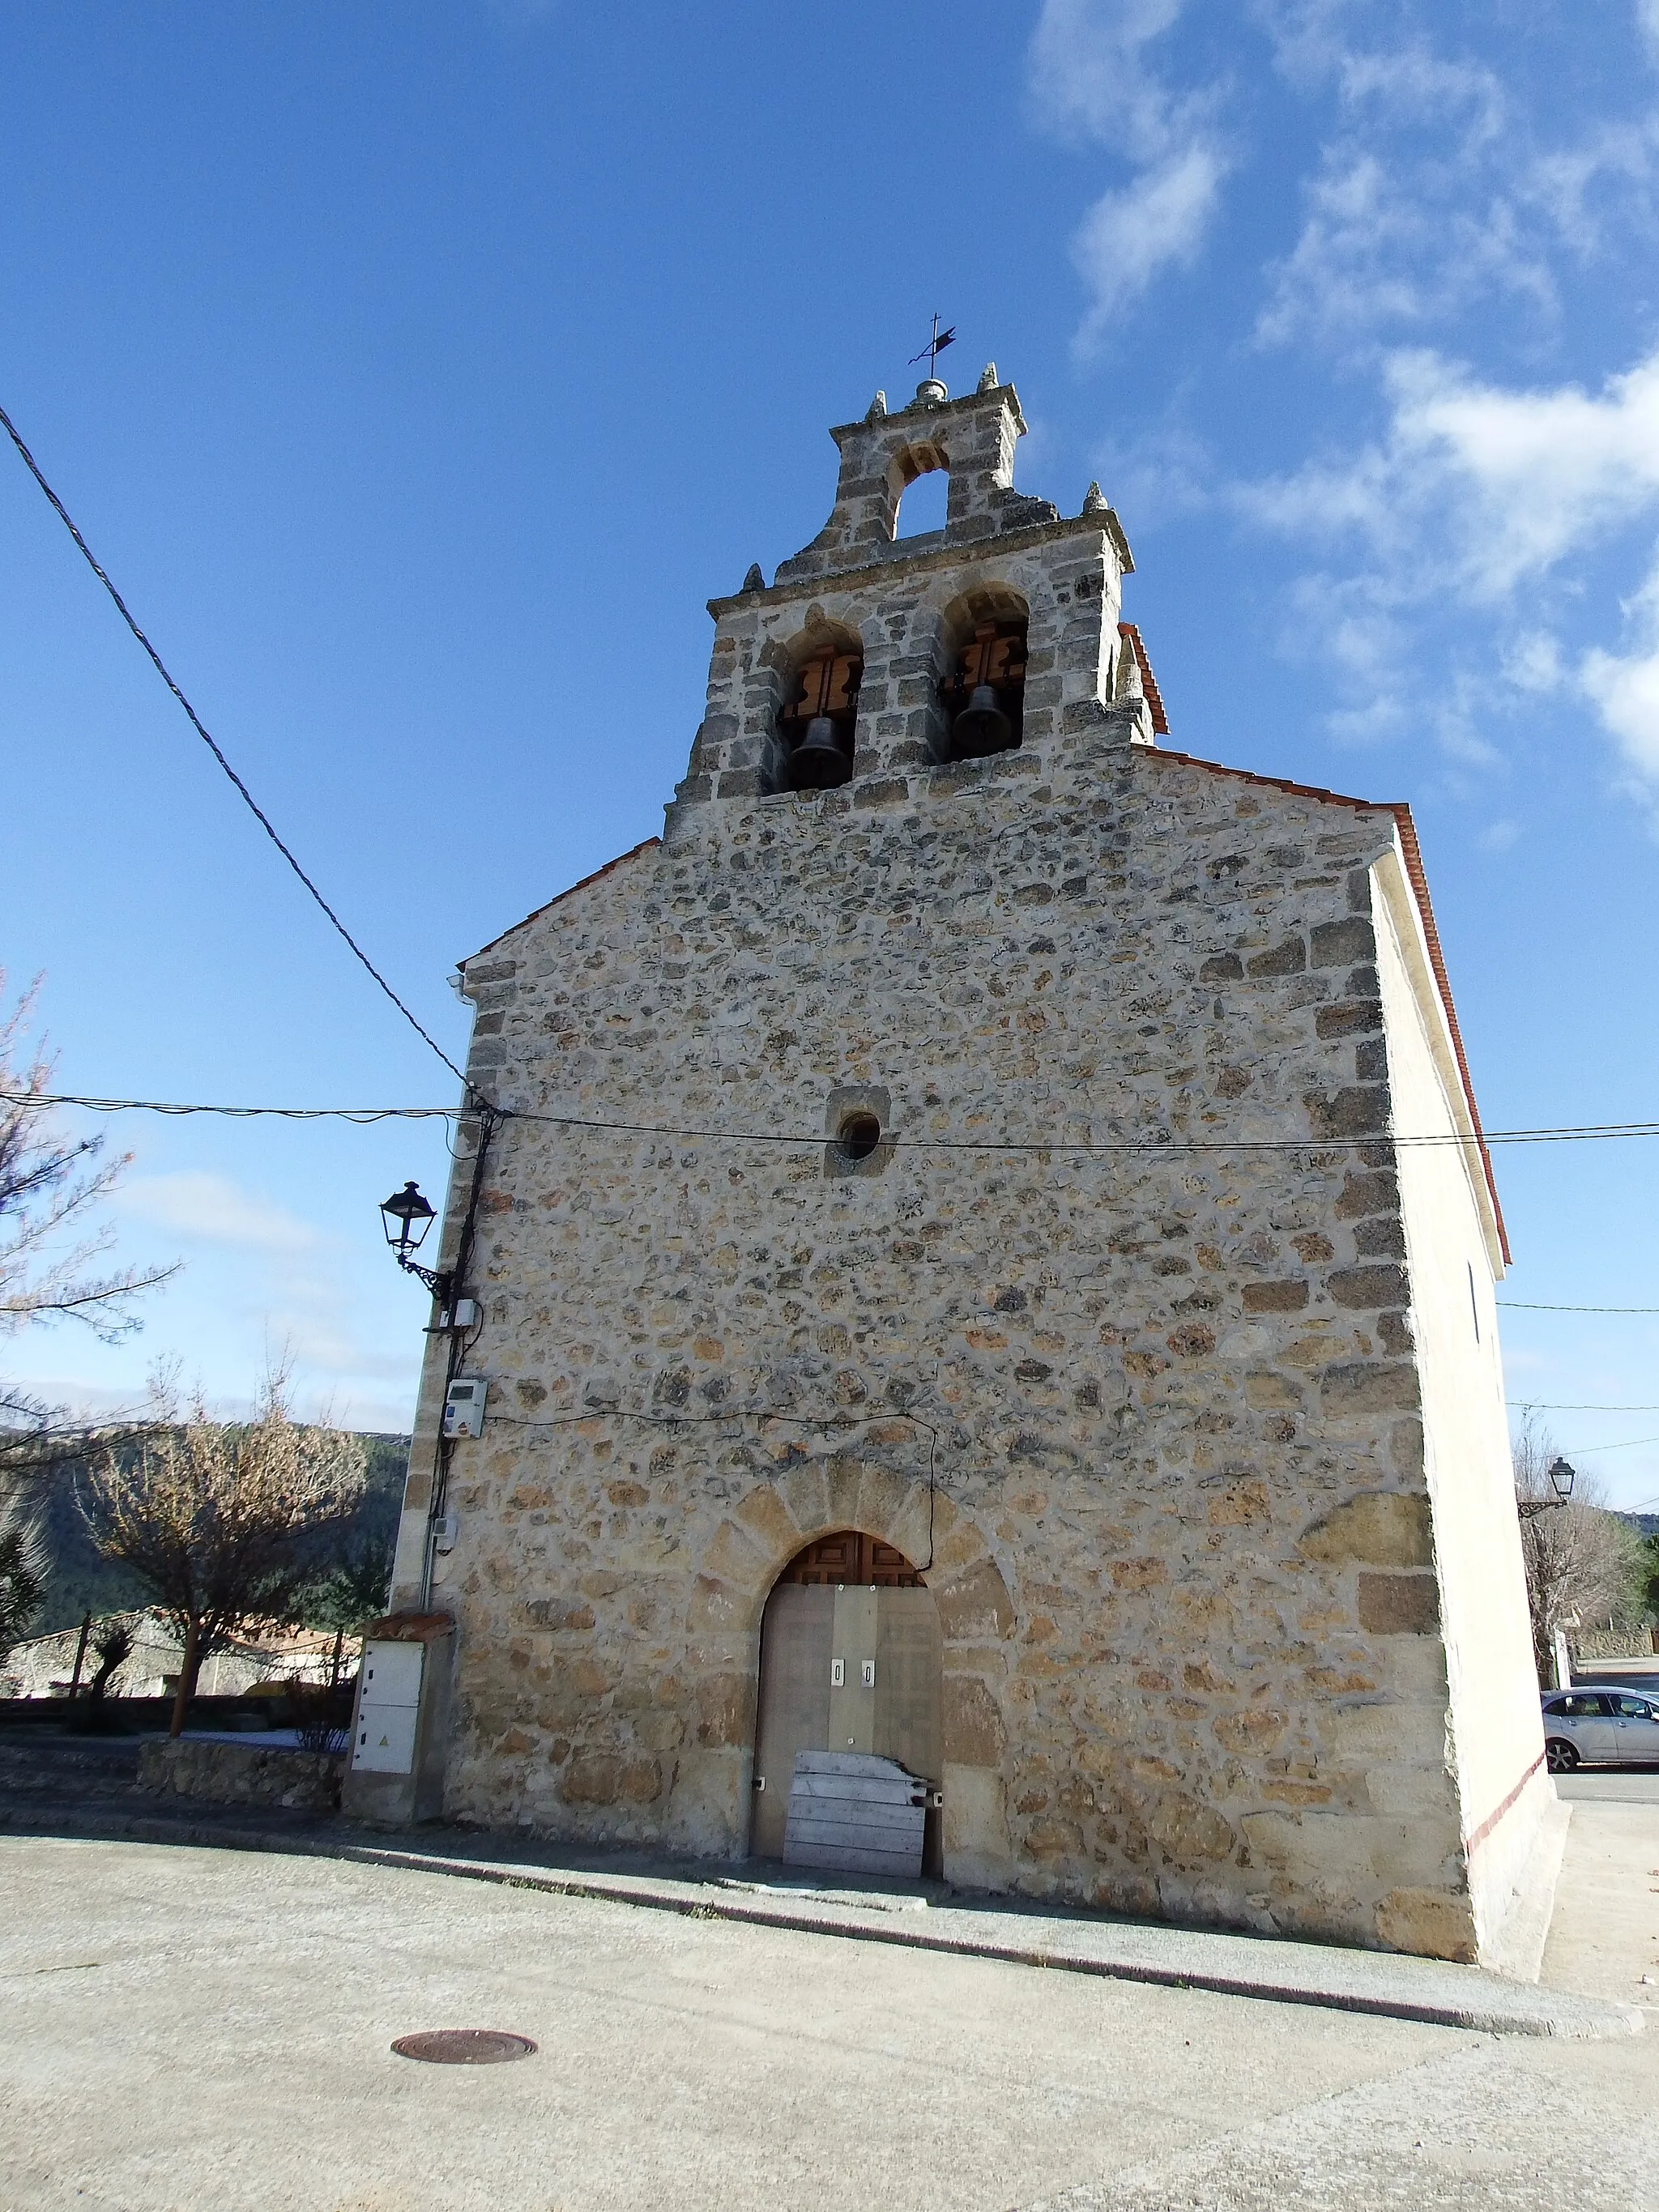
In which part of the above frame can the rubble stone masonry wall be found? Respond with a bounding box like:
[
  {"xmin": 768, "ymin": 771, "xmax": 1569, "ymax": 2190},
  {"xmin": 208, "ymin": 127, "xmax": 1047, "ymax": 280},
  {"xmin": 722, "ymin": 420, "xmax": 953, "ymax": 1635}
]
[
  {"xmin": 386, "ymin": 379, "xmax": 1534, "ymax": 1961},
  {"xmin": 394, "ymin": 736, "xmax": 1503, "ymax": 1958}
]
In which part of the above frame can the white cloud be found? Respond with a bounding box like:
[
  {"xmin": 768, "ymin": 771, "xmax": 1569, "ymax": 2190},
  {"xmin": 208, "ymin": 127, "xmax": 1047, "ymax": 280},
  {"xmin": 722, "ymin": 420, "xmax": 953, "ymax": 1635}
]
[
  {"xmin": 1030, "ymin": 0, "xmax": 1192, "ymax": 154},
  {"xmin": 1252, "ymin": 6, "xmax": 1659, "ymax": 348},
  {"xmin": 1241, "ymin": 343, "xmax": 1659, "ymax": 797},
  {"xmin": 1072, "ymin": 143, "xmax": 1228, "ymax": 339},
  {"xmin": 1503, "ymin": 632, "xmax": 1564, "ymax": 694},
  {"xmin": 116, "ymin": 1171, "xmax": 320, "ymax": 1255},
  {"xmin": 1582, "ymin": 554, "xmax": 1659, "ymax": 784},
  {"xmin": 1258, "ymin": 154, "xmax": 1553, "ymax": 348},
  {"xmin": 1393, "ymin": 352, "xmax": 1659, "ymax": 594},
  {"xmin": 1244, "ymin": 347, "xmax": 1659, "ymax": 597},
  {"xmin": 1477, "ymin": 818, "xmax": 1521, "ymax": 853},
  {"xmin": 1029, "ymin": 0, "xmax": 1230, "ymax": 339}
]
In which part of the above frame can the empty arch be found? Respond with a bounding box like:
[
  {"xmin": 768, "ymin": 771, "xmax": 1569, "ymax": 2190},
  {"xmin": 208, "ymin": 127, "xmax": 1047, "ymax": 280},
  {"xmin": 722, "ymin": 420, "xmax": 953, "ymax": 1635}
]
[{"xmin": 887, "ymin": 440, "xmax": 949, "ymax": 541}]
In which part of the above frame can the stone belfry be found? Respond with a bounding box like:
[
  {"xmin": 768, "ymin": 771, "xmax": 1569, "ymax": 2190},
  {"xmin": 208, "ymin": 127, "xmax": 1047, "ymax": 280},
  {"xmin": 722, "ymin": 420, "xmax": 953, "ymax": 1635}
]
[
  {"xmin": 378, "ymin": 364, "xmax": 1554, "ymax": 1971},
  {"xmin": 667, "ymin": 364, "xmax": 1158, "ymax": 836}
]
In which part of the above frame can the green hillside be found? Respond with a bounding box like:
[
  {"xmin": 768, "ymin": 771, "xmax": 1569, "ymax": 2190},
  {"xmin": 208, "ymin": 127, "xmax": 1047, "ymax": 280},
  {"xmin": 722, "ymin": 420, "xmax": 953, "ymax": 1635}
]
[{"xmin": 25, "ymin": 1432, "xmax": 411, "ymax": 1636}]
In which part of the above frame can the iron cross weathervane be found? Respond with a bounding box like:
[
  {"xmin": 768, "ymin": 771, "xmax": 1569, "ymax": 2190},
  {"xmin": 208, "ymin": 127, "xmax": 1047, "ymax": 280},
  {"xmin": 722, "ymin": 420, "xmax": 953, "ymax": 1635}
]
[{"xmin": 910, "ymin": 314, "xmax": 957, "ymax": 381}]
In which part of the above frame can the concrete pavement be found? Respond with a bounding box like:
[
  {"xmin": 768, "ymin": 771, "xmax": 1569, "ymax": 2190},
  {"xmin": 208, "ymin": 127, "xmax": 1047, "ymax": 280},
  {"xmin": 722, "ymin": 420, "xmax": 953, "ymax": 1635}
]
[
  {"xmin": 2, "ymin": 1807, "xmax": 1657, "ymax": 2212},
  {"xmin": 2, "ymin": 1725, "xmax": 1645, "ymax": 2038},
  {"xmin": 1547, "ymin": 1771, "xmax": 1659, "ymax": 2009}
]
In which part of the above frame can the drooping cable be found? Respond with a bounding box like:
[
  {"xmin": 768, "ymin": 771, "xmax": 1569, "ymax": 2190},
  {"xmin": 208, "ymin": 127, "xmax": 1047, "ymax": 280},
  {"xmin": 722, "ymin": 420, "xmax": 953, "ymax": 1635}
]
[
  {"xmin": 0, "ymin": 402, "xmax": 470, "ymax": 1093},
  {"xmin": 1498, "ymin": 1302, "xmax": 1659, "ymax": 1315},
  {"xmin": 6, "ymin": 1085, "xmax": 1659, "ymax": 1155},
  {"xmin": 0, "ymin": 1092, "xmax": 455, "ymax": 1123}
]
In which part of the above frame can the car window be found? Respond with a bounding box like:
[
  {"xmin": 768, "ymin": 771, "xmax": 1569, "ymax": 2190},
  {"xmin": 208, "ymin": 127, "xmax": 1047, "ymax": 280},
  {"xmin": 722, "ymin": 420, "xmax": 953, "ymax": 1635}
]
[
  {"xmin": 1555, "ymin": 1694, "xmax": 1609, "ymax": 1717},
  {"xmin": 1615, "ymin": 1696, "xmax": 1654, "ymax": 1718},
  {"xmin": 1542, "ymin": 1698, "xmax": 1569, "ymax": 1715}
]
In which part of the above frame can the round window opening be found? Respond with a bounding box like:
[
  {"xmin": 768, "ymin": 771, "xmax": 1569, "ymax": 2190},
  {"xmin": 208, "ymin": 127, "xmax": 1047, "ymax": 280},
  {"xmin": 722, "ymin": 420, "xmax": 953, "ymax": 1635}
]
[{"xmin": 839, "ymin": 1111, "xmax": 883, "ymax": 1162}]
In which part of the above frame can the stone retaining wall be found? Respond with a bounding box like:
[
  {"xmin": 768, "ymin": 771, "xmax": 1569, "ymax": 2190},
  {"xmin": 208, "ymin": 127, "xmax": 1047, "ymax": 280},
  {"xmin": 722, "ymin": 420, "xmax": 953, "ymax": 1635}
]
[
  {"xmin": 138, "ymin": 1737, "xmax": 343, "ymax": 1815},
  {"xmin": 1569, "ymin": 1628, "xmax": 1659, "ymax": 1664}
]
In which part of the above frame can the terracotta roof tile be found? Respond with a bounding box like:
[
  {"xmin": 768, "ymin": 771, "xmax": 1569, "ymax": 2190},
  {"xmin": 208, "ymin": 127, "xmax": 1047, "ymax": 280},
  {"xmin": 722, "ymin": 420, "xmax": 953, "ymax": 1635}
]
[{"xmin": 1119, "ymin": 623, "xmax": 1169, "ymax": 735}]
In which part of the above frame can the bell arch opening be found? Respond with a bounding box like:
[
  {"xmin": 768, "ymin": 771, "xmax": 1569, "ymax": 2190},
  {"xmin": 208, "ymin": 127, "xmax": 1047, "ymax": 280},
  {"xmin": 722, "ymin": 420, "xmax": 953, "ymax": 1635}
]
[
  {"xmin": 894, "ymin": 466, "xmax": 948, "ymax": 539},
  {"xmin": 938, "ymin": 586, "xmax": 1028, "ymax": 761},
  {"xmin": 888, "ymin": 440, "xmax": 949, "ymax": 542},
  {"xmin": 751, "ymin": 1528, "xmax": 942, "ymax": 1874},
  {"xmin": 771, "ymin": 622, "xmax": 864, "ymax": 792}
]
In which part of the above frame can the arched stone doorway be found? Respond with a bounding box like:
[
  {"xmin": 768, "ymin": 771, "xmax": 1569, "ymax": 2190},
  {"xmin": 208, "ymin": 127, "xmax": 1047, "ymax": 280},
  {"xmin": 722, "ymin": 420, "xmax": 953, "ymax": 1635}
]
[{"xmin": 750, "ymin": 1530, "xmax": 942, "ymax": 1873}]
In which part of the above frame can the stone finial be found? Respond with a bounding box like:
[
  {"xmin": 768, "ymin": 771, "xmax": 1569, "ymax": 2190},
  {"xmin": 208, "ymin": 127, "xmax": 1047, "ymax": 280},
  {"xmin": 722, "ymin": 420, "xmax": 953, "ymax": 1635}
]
[
  {"xmin": 977, "ymin": 362, "xmax": 998, "ymax": 393},
  {"xmin": 866, "ymin": 390, "xmax": 887, "ymax": 422},
  {"xmin": 913, "ymin": 377, "xmax": 948, "ymax": 407},
  {"xmin": 1081, "ymin": 480, "xmax": 1110, "ymax": 514},
  {"xmin": 740, "ymin": 562, "xmax": 766, "ymax": 594}
]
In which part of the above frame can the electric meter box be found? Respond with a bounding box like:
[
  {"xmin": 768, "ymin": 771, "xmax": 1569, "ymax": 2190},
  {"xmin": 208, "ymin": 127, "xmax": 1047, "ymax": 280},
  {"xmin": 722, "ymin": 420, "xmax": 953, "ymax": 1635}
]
[{"xmin": 442, "ymin": 1376, "xmax": 487, "ymax": 1438}]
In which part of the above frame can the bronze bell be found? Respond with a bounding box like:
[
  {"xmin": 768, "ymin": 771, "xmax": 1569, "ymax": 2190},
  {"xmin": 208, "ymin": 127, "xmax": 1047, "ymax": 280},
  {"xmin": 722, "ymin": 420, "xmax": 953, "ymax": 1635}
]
[
  {"xmin": 951, "ymin": 683, "xmax": 1013, "ymax": 758},
  {"xmin": 787, "ymin": 714, "xmax": 852, "ymax": 790}
]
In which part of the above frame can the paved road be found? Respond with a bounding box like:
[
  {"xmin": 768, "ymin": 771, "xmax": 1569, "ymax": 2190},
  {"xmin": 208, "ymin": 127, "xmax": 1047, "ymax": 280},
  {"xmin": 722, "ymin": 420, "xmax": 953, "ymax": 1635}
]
[
  {"xmin": 1558, "ymin": 1767, "xmax": 1659, "ymax": 1803},
  {"xmin": 1, "ymin": 1822, "xmax": 1654, "ymax": 2212}
]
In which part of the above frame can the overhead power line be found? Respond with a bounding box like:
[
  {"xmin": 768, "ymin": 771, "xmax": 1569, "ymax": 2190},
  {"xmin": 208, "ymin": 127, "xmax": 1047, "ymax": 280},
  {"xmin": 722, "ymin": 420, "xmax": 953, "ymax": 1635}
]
[
  {"xmin": 499, "ymin": 1108, "xmax": 1659, "ymax": 1154},
  {"xmin": 0, "ymin": 401, "xmax": 469, "ymax": 1093},
  {"xmin": 1508, "ymin": 1400, "xmax": 1659, "ymax": 1413},
  {"xmin": 6, "ymin": 1087, "xmax": 1659, "ymax": 1156},
  {"xmin": 1498, "ymin": 1302, "xmax": 1659, "ymax": 1315},
  {"xmin": 0, "ymin": 1090, "xmax": 457, "ymax": 1123}
]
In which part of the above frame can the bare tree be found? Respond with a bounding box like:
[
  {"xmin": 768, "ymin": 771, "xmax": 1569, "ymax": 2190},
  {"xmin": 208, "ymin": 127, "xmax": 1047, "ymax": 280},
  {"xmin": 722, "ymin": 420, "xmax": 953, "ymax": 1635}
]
[
  {"xmin": 1514, "ymin": 1418, "xmax": 1646, "ymax": 1682},
  {"xmin": 1, "ymin": 977, "xmax": 176, "ymax": 1534},
  {"xmin": 81, "ymin": 1368, "xmax": 365, "ymax": 1736},
  {"xmin": 1, "ymin": 976, "xmax": 176, "ymax": 1342}
]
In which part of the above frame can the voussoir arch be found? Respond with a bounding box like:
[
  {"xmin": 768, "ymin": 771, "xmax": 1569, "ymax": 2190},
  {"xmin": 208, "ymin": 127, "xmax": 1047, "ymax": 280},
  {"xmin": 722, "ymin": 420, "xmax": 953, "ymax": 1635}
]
[{"xmin": 691, "ymin": 1458, "xmax": 1017, "ymax": 1643}]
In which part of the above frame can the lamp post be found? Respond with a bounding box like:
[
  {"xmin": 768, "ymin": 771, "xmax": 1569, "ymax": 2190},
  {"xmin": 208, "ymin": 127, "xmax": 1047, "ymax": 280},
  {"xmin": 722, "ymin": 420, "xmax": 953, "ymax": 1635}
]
[
  {"xmin": 1516, "ymin": 1457, "xmax": 1576, "ymax": 1521},
  {"xmin": 378, "ymin": 1180, "xmax": 451, "ymax": 1306}
]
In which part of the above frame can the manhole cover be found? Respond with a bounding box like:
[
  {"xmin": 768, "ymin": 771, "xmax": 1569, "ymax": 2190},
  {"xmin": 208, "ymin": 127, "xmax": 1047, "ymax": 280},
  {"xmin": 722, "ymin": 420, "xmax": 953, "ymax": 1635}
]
[{"xmin": 391, "ymin": 2029, "xmax": 538, "ymax": 2065}]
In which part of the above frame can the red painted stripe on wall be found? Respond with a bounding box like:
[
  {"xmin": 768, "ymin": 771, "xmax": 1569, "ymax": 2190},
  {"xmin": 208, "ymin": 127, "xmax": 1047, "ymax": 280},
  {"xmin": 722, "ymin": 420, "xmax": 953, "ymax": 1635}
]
[{"xmin": 1463, "ymin": 1751, "xmax": 1546, "ymax": 1857}]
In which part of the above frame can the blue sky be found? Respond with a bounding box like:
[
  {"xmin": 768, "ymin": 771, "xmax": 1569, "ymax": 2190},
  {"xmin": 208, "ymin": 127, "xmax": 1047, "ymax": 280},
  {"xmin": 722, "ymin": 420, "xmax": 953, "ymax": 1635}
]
[{"xmin": 2, "ymin": 1, "xmax": 1657, "ymax": 1508}]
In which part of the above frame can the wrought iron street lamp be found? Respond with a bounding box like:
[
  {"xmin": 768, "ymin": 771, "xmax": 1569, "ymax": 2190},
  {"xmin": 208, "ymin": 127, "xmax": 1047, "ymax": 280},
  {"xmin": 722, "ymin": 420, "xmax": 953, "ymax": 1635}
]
[
  {"xmin": 379, "ymin": 1180, "xmax": 450, "ymax": 1303},
  {"xmin": 1517, "ymin": 1457, "xmax": 1576, "ymax": 1521}
]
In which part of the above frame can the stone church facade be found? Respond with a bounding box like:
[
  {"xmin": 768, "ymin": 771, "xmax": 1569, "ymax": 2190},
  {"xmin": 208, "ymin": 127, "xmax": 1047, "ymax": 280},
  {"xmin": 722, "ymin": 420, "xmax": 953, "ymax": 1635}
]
[{"xmin": 386, "ymin": 369, "xmax": 1551, "ymax": 1964}]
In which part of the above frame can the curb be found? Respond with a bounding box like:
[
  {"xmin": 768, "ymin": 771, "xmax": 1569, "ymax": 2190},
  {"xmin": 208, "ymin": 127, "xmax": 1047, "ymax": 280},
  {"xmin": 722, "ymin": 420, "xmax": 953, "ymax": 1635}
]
[{"xmin": 3, "ymin": 1801, "xmax": 1644, "ymax": 2041}]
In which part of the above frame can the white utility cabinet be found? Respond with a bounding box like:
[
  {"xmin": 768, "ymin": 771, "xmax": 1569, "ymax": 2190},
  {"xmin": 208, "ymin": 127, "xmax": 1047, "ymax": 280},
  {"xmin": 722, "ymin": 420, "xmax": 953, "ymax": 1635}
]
[{"xmin": 352, "ymin": 1637, "xmax": 425, "ymax": 1775}]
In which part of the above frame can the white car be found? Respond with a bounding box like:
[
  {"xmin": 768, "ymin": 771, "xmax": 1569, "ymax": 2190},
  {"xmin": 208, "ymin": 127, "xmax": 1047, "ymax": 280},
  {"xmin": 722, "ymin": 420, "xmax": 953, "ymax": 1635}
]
[{"xmin": 1540, "ymin": 1686, "xmax": 1659, "ymax": 1771}]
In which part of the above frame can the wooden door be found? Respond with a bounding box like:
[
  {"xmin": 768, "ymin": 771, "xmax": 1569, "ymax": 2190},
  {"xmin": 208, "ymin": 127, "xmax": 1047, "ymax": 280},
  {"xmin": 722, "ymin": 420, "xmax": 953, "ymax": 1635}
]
[
  {"xmin": 752, "ymin": 1546, "xmax": 942, "ymax": 1869},
  {"xmin": 873, "ymin": 1588, "xmax": 942, "ymax": 1787},
  {"xmin": 751, "ymin": 1583, "xmax": 833, "ymax": 1860}
]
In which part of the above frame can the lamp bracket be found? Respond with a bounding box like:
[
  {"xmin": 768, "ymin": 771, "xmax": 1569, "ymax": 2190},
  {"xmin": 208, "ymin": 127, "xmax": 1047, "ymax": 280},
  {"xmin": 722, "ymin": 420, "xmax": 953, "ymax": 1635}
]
[{"xmin": 395, "ymin": 1253, "xmax": 454, "ymax": 1304}]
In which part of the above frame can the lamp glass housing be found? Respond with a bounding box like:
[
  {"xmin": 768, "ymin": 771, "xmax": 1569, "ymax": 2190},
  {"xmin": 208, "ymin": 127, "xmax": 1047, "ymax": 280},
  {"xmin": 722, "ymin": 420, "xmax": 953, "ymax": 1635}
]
[{"xmin": 380, "ymin": 1180, "xmax": 436, "ymax": 1255}]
